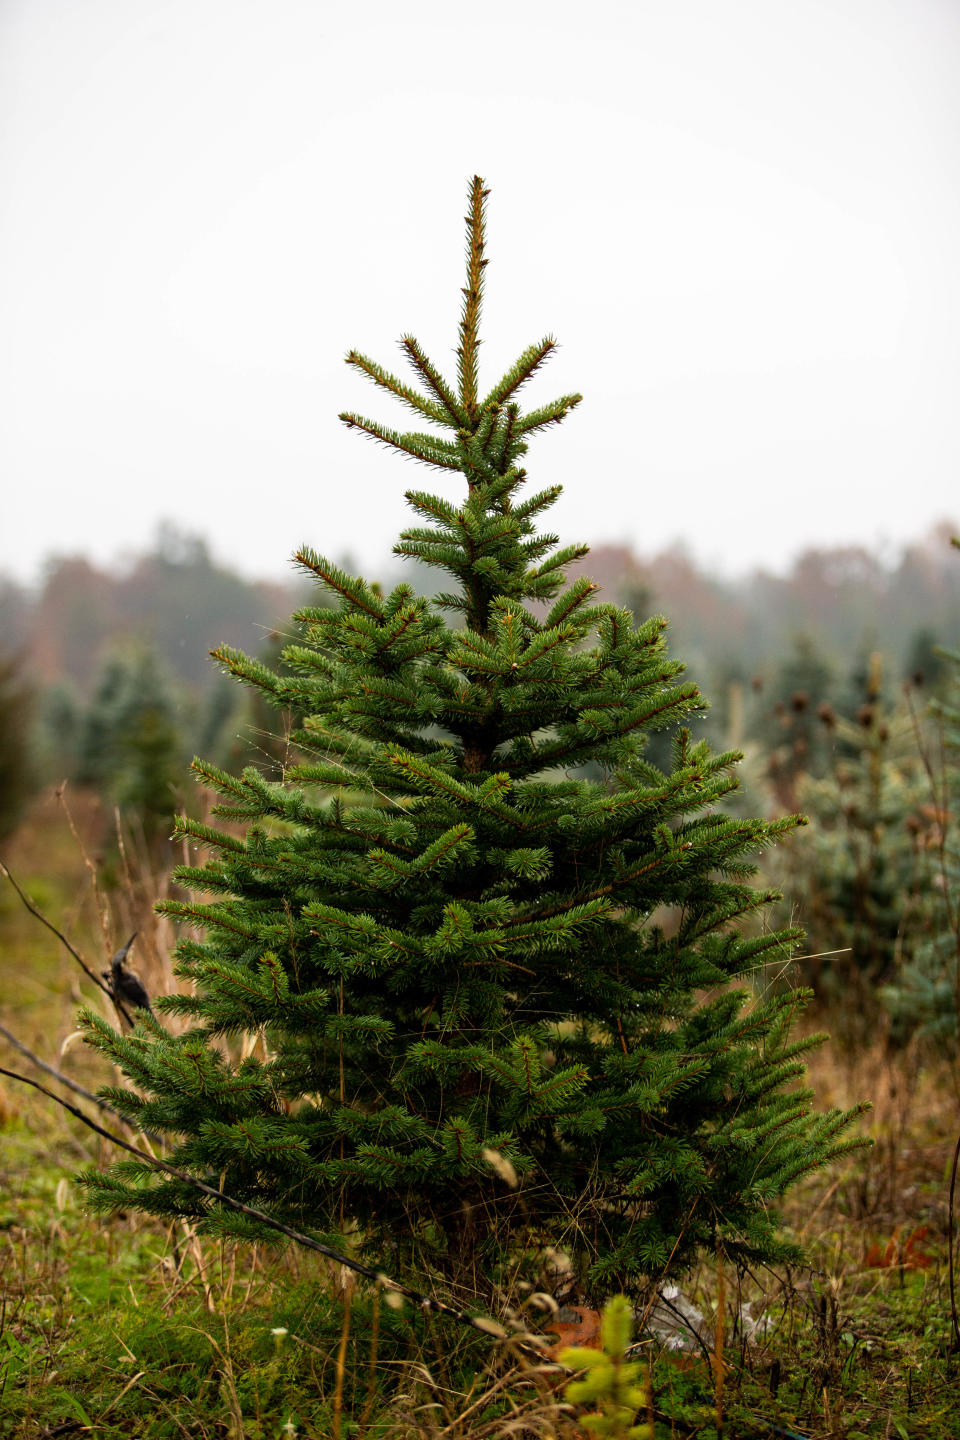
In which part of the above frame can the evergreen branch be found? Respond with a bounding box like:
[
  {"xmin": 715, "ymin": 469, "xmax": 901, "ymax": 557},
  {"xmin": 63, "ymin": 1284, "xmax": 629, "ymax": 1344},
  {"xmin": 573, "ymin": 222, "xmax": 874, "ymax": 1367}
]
[
  {"xmin": 482, "ymin": 410, "xmax": 530, "ymax": 480},
  {"xmin": 492, "ymin": 402, "xmax": 520, "ymax": 473},
  {"xmin": 542, "ymin": 577, "xmax": 602, "ymax": 629},
  {"xmin": 456, "ymin": 513, "xmax": 520, "ymax": 553},
  {"xmin": 480, "ymin": 337, "xmax": 557, "ymax": 408},
  {"xmin": 387, "ymin": 751, "xmax": 525, "ymax": 827},
  {"xmin": 487, "ymin": 899, "xmax": 611, "ymax": 951},
  {"xmin": 0, "ymin": 1066, "xmax": 545, "ymax": 1355},
  {"xmin": 504, "ymin": 853, "xmax": 669, "ymax": 925},
  {"xmin": 292, "ymin": 549, "xmax": 386, "ymax": 617},
  {"xmin": 155, "ymin": 900, "xmax": 261, "ymax": 939},
  {"xmin": 474, "ymin": 403, "xmax": 501, "ymax": 457},
  {"xmin": 431, "ymin": 591, "xmax": 471, "ymax": 614},
  {"xmin": 373, "ymin": 605, "xmax": 428, "ymax": 657},
  {"xmin": 395, "ymin": 524, "xmax": 471, "ymax": 551},
  {"xmin": 280, "ymin": 644, "xmax": 337, "ymax": 677},
  {"xmin": 472, "ymin": 465, "xmax": 528, "ymax": 509},
  {"xmin": 404, "ymin": 430, "xmax": 466, "ymax": 462},
  {"xmin": 353, "ymin": 676, "xmax": 424, "ymax": 711},
  {"xmin": 344, "ymin": 350, "xmax": 448, "ymax": 426},
  {"xmin": 515, "ymin": 624, "xmax": 576, "ymax": 670},
  {"xmin": 171, "ymin": 865, "xmax": 236, "ymax": 894},
  {"xmin": 673, "ymin": 891, "xmax": 783, "ymax": 950},
  {"xmin": 190, "ymin": 758, "xmax": 250, "ymax": 799},
  {"xmin": 211, "ymin": 646, "xmax": 282, "ymax": 698},
  {"xmin": 511, "ymin": 485, "xmax": 564, "ymax": 521},
  {"xmin": 523, "ymin": 542, "xmax": 591, "ymax": 585},
  {"xmin": 409, "ymin": 823, "xmax": 476, "ymax": 874},
  {"xmin": 457, "ymin": 176, "xmax": 489, "ymax": 422},
  {"xmin": 515, "ymin": 393, "xmax": 583, "ymax": 435},
  {"xmin": 609, "ymin": 686, "xmax": 705, "ymax": 736},
  {"xmin": 338, "ymin": 414, "xmax": 463, "ymax": 471},
  {"xmin": 516, "ymin": 534, "xmax": 560, "ymax": 564},
  {"xmin": 577, "ymin": 771, "xmax": 709, "ymax": 829},
  {"xmin": 172, "ymin": 816, "xmax": 248, "ymax": 857},
  {"xmin": 368, "ymin": 824, "xmax": 476, "ymax": 890},
  {"xmin": 399, "ymin": 335, "xmax": 470, "ymax": 427},
  {"xmin": 392, "ymin": 540, "xmax": 472, "ymax": 576},
  {"xmin": 404, "ymin": 489, "xmax": 462, "ymax": 528}
]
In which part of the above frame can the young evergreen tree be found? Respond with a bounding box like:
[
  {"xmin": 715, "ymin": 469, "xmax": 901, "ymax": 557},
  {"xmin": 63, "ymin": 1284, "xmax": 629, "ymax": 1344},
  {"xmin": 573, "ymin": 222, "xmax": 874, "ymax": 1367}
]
[
  {"xmin": 0, "ymin": 650, "xmax": 34, "ymax": 843},
  {"xmin": 790, "ymin": 678, "xmax": 934, "ymax": 1029},
  {"xmin": 75, "ymin": 644, "xmax": 188, "ymax": 856},
  {"xmin": 80, "ymin": 179, "xmax": 862, "ymax": 1296},
  {"xmin": 884, "ymin": 626, "xmax": 960, "ymax": 1045}
]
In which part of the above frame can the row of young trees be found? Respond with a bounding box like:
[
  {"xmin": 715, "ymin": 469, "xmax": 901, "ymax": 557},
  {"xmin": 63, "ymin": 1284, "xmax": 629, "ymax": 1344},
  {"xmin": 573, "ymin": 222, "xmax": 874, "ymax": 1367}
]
[
  {"xmin": 0, "ymin": 634, "xmax": 306, "ymax": 857},
  {"xmin": 2, "ymin": 567, "xmax": 951, "ymax": 882}
]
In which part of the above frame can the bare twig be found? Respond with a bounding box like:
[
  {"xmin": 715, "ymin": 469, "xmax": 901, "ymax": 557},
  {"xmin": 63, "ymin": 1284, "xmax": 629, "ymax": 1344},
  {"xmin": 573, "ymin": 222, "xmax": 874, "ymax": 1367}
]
[
  {"xmin": 0, "ymin": 858, "xmax": 103, "ymax": 990},
  {"xmin": 0, "ymin": 859, "xmax": 132, "ymax": 1025},
  {"xmin": 56, "ymin": 784, "xmax": 112, "ymax": 951},
  {"xmin": 0, "ymin": 1018, "xmax": 163, "ymax": 1144},
  {"xmin": 0, "ymin": 1018, "xmax": 111, "ymax": 1115},
  {"xmin": 789, "ymin": 948, "xmax": 853, "ymax": 964},
  {"xmin": 332, "ymin": 1281, "xmax": 353, "ymax": 1440}
]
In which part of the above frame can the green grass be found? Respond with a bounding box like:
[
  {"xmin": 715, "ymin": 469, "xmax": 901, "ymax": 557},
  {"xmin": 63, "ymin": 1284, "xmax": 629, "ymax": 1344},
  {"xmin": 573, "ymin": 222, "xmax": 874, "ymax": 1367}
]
[
  {"xmin": 0, "ymin": 1126, "xmax": 405, "ymax": 1436},
  {"xmin": 638, "ymin": 1251, "xmax": 960, "ymax": 1438}
]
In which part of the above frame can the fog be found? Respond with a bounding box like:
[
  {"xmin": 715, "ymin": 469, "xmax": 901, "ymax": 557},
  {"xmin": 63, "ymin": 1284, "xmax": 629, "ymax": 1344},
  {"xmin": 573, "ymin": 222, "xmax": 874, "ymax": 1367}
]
[{"xmin": 2, "ymin": 0, "xmax": 958, "ymax": 585}]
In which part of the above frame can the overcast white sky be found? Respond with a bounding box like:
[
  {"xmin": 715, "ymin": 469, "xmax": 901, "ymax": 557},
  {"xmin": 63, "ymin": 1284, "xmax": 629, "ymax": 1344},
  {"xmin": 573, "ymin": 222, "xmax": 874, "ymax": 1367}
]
[{"xmin": 2, "ymin": 0, "xmax": 958, "ymax": 588}]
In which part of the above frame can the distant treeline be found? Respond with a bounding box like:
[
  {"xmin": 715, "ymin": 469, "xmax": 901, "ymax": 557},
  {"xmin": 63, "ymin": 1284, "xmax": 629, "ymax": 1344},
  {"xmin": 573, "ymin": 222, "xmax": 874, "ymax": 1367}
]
[
  {"xmin": 571, "ymin": 520, "xmax": 960, "ymax": 686},
  {"xmin": 0, "ymin": 524, "xmax": 304, "ymax": 698},
  {"xmin": 3, "ymin": 520, "xmax": 958, "ymax": 703}
]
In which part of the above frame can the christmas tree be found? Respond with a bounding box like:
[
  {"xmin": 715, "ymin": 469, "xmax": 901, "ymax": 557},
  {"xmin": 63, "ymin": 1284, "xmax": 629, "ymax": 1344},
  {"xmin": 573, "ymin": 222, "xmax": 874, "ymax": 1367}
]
[
  {"xmin": 884, "ymin": 614, "xmax": 960, "ymax": 1045},
  {"xmin": 75, "ymin": 644, "xmax": 188, "ymax": 857},
  {"xmin": 790, "ymin": 658, "xmax": 935, "ymax": 1027},
  {"xmin": 81, "ymin": 178, "xmax": 862, "ymax": 1296}
]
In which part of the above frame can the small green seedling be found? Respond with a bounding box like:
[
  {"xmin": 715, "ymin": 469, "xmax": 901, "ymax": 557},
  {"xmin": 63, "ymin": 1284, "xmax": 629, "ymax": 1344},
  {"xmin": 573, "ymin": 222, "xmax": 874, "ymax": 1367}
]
[{"xmin": 559, "ymin": 1295, "xmax": 651, "ymax": 1440}]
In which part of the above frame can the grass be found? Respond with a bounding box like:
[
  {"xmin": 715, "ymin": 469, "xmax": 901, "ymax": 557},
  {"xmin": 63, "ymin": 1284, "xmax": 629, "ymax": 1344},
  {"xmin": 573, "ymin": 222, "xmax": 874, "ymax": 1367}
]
[{"xmin": 2, "ymin": 791, "xmax": 960, "ymax": 1437}]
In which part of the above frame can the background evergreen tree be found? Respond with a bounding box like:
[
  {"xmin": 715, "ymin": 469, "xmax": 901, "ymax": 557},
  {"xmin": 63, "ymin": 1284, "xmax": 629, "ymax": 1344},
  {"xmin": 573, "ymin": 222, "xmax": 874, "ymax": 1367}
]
[
  {"xmin": 33, "ymin": 679, "xmax": 82, "ymax": 784},
  {"xmin": 757, "ymin": 636, "xmax": 838, "ymax": 809},
  {"xmin": 903, "ymin": 626, "xmax": 949, "ymax": 695},
  {"xmin": 789, "ymin": 670, "xmax": 934, "ymax": 1029},
  {"xmin": 75, "ymin": 644, "xmax": 190, "ymax": 855},
  {"xmin": 81, "ymin": 179, "xmax": 862, "ymax": 1300},
  {"xmin": 883, "ymin": 588, "xmax": 960, "ymax": 1044},
  {"xmin": 0, "ymin": 651, "xmax": 35, "ymax": 844}
]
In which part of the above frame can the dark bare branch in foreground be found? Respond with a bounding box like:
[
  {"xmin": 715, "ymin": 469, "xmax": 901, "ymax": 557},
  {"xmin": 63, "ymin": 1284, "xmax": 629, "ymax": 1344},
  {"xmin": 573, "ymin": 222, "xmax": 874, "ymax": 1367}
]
[
  {"xmin": 0, "ymin": 858, "xmax": 134, "ymax": 1026},
  {"xmin": 0, "ymin": 1019, "xmax": 112, "ymax": 1115},
  {"xmin": 0, "ymin": 1019, "xmax": 163, "ymax": 1144}
]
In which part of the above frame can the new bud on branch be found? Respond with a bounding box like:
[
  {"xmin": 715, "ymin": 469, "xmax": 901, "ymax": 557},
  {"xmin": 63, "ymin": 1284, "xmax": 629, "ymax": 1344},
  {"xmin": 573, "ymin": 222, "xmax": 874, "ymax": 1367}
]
[{"xmin": 79, "ymin": 178, "xmax": 865, "ymax": 1296}]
